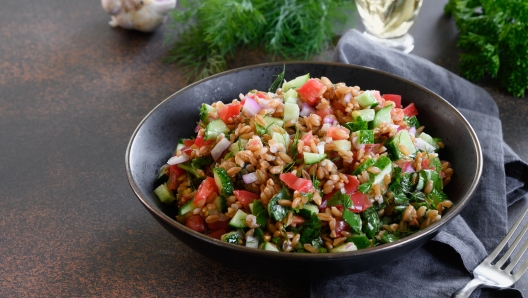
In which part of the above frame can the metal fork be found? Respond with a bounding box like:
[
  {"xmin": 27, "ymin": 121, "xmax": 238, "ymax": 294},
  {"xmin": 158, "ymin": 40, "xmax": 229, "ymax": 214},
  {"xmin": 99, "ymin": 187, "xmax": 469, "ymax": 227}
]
[{"xmin": 452, "ymin": 207, "xmax": 528, "ymax": 297}]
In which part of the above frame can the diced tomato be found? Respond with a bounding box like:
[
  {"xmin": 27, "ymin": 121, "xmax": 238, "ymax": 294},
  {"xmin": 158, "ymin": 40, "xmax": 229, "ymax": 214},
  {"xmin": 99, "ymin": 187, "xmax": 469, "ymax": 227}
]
[
  {"xmin": 331, "ymin": 101, "xmax": 347, "ymax": 113},
  {"xmin": 343, "ymin": 175, "xmax": 359, "ymax": 194},
  {"xmin": 364, "ymin": 144, "xmax": 382, "ymax": 153},
  {"xmin": 255, "ymin": 93, "xmax": 266, "ymax": 99},
  {"xmin": 422, "ymin": 158, "xmax": 430, "ymax": 169},
  {"xmin": 326, "ymin": 126, "xmax": 350, "ymax": 140},
  {"xmin": 349, "ymin": 192, "xmax": 372, "ymax": 213},
  {"xmin": 279, "ymin": 173, "xmax": 315, "ymax": 193},
  {"xmin": 297, "ymin": 79, "xmax": 325, "ymax": 105},
  {"xmin": 194, "ymin": 177, "xmax": 218, "ymax": 208},
  {"xmin": 168, "ymin": 165, "xmax": 185, "ymax": 191},
  {"xmin": 183, "ymin": 139, "xmax": 195, "ymax": 148},
  {"xmin": 234, "ymin": 190, "xmax": 259, "ymax": 210},
  {"xmin": 207, "ymin": 229, "xmax": 227, "ymax": 240},
  {"xmin": 182, "ymin": 148, "xmax": 193, "ymax": 156},
  {"xmin": 171, "ymin": 164, "xmax": 186, "ymax": 177},
  {"xmin": 194, "ymin": 135, "xmax": 212, "ymax": 148},
  {"xmin": 396, "ymin": 160, "xmax": 414, "ymax": 173},
  {"xmin": 207, "ymin": 220, "xmax": 229, "ymax": 230},
  {"xmin": 402, "ymin": 102, "xmax": 418, "ymax": 117},
  {"xmin": 186, "ymin": 215, "xmax": 206, "ymax": 233},
  {"xmin": 218, "ymin": 103, "xmax": 242, "ymax": 123},
  {"xmin": 335, "ymin": 220, "xmax": 350, "ymax": 237},
  {"xmin": 382, "ymin": 94, "xmax": 402, "ymax": 108},
  {"xmin": 315, "ymin": 107, "xmax": 334, "ymax": 119},
  {"xmin": 300, "ymin": 131, "xmax": 313, "ymax": 145}
]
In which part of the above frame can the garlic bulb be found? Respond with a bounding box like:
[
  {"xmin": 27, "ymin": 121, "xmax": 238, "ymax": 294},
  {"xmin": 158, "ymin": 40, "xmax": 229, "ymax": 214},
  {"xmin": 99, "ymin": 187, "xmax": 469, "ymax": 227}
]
[{"xmin": 101, "ymin": 0, "xmax": 176, "ymax": 32}]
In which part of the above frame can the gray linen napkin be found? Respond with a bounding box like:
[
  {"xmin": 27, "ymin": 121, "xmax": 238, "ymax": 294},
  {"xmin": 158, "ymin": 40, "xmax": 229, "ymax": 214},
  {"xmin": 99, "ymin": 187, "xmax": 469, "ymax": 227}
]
[{"xmin": 310, "ymin": 29, "xmax": 528, "ymax": 298}]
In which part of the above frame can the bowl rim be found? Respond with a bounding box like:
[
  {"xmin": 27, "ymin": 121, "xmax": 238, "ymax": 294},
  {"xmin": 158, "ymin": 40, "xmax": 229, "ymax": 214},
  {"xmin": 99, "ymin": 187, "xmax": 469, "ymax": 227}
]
[{"xmin": 125, "ymin": 61, "xmax": 483, "ymax": 260}]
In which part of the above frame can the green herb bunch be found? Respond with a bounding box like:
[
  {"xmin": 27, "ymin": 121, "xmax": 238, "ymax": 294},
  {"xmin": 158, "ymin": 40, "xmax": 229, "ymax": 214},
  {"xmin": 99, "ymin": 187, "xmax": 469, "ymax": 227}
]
[
  {"xmin": 445, "ymin": 0, "xmax": 528, "ymax": 97},
  {"xmin": 164, "ymin": 0, "xmax": 354, "ymax": 82}
]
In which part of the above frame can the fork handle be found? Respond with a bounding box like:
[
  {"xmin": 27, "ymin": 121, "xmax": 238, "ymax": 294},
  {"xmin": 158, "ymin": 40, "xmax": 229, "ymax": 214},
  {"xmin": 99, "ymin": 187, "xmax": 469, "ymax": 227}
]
[{"xmin": 452, "ymin": 279, "xmax": 485, "ymax": 298}]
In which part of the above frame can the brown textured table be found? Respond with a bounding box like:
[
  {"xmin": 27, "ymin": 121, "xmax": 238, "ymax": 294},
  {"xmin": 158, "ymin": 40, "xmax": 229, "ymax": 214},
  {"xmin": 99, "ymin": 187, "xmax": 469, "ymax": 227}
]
[{"xmin": 1, "ymin": 0, "xmax": 526, "ymax": 297}]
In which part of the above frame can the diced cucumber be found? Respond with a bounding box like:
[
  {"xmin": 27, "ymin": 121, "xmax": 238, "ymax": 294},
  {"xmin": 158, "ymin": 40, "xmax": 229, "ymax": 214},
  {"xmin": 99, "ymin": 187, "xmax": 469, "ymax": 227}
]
[
  {"xmin": 213, "ymin": 167, "xmax": 234, "ymax": 196},
  {"xmin": 404, "ymin": 116, "xmax": 420, "ymax": 128},
  {"xmin": 415, "ymin": 137, "xmax": 437, "ymax": 153},
  {"xmin": 372, "ymin": 156, "xmax": 392, "ymax": 186},
  {"xmin": 155, "ymin": 164, "xmax": 170, "ymax": 185},
  {"xmin": 302, "ymin": 204, "xmax": 319, "ymax": 215},
  {"xmin": 387, "ymin": 130, "xmax": 417, "ymax": 159},
  {"xmin": 199, "ymin": 103, "xmax": 217, "ymax": 124},
  {"xmin": 282, "ymin": 73, "xmax": 310, "ymax": 92},
  {"xmin": 229, "ymin": 138, "xmax": 248, "ymax": 154},
  {"xmin": 154, "ymin": 183, "xmax": 175, "ymax": 204},
  {"xmin": 352, "ymin": 158, "xmax": 376, "ymax": 175},
  {"xmin": 333, "ymin": 140, "xmax": 351, "ymax": 152},
  {"xmin": 352, "ymin": 109, "xmax": 375, "ymax": 122},
  {"xmin": 214, "ymin": 195, "xmax": 228, "ymax": 213},
  {"xmin": 347, "ymin": 234, "xmax": 372, "ymax": 249},
  {"xmin": 355, "ymin": 130, "xmax": 374, "ymax": 144},
  {"xmin": 262, "ymin": 241, "xmax": 280, "ymax": 252},
  {"xmin": 179, "ymin": 198, "xmax": 197, "ymax": 217},
  {"xmin": 344, "ymin": 120, "xmax": 368, "ymax": 132},
  {"xmin": 284, "ymin": 103, "xmax": 300, "ymax": 123},
  {"xmin": 229, "ymin": 209, "xmax": 248, "ymax": 228},
  {"xmin": 221, "ymin": 230, "xmax": 241, "ymax": 244},
  {"xmin": 373, "ymin": 104, "xmax": 393, "ymax": 128},
  {"xmin": 283, "ymin": 88, "xmax": 298, "ymax": 104},
  {"xmin": 263, "ymin": 116, "xmax": 284, "ymax": 134},
  {"xmin": 248, "ymin": 202, "xmax": 254, "ymax": 214},
  {"xmin": 421, "ymin": 169, "xmax": 443, "ymax": 191},
  {"xmin": 246, "ymin": 235, "xmax": 259, "ymax": 248},
  {"xmin": 355, "ymin": 91, "xmax": 378, "ymax": 108},
  {"xmin": 204, "ymin": 119, "xmax": 229, "ymax": 141},
  {"xmin": 330, "ymin": 242, "xmax": 358, "ymax": 253},
  {"xmin": 272, "ymin": 132, "xmax": 290, "ymax": 148},
  {"xmin": 418, "ymin": 132, "xmax": 440, "ymax": 151},
  {"xmin": 303, "ymin": 152, "xmax": 326, "ymax": 165}
]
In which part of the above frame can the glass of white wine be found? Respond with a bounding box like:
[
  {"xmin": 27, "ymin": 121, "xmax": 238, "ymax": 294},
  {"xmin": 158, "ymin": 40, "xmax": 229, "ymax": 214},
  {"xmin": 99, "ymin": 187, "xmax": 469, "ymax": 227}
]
[{"xmin": 354, "ymin": 0, "xmax": 423, "ymax": 53}]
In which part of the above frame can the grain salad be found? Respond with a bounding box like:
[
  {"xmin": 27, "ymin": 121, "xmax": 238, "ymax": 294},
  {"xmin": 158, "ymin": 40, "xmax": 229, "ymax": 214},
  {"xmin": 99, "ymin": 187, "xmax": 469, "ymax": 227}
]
[{"xmin": 153, "ymin": 70, "xmax": 454, "ymax": 253}]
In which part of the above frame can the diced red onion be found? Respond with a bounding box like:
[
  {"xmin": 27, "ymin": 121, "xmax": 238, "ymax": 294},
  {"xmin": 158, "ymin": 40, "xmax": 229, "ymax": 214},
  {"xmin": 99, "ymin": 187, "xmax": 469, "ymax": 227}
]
[
  {"xmin": 243, "ymin": 97, "xmax": 262, "ymax": 117},
  {"xmin": 211, "ymin": 137, "xmax": 231, "ymax": 160},
  {"xmin": 242, "ymin": 172, "xmax": 258, "ymax": 184},
  {"xmin": 323, "ymin": 115, "xmax": 336, "ymax": 124},
  {"xmin": 317, "ymin": 142, "xmax": 325, "ymax": 154},
  {"xmin": 167, "ymin": 154, "xmax": 190, "ymax": 165},
  {"xmin": 300, "ymin": 103, "xmax": 316, "ymax": 117},
  {"xmin": 408, "ymin": 126, "xmax": 416, "ymax": 136},
  {"xmin": 195, "ymin": 122, "xmax": 201, "ymax": 133},
  {"xmin": 343, "ymin": 93, "xmax": 352, "ymax": 103}
]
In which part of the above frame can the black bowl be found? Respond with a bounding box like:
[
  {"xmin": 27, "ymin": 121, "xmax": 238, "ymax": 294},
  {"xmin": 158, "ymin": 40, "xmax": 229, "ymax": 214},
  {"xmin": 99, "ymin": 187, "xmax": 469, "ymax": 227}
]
[{"xmin": 126, "ymin": 62, "xmax": 482, "ymax": 277}]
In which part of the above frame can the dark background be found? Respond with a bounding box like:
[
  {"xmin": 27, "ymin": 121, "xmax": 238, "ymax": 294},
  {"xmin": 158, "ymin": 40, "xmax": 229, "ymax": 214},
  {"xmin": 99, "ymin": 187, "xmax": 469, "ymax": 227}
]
[{"xmin": 0, "ymin": 0, "xmax": 526, "ymax": 296}]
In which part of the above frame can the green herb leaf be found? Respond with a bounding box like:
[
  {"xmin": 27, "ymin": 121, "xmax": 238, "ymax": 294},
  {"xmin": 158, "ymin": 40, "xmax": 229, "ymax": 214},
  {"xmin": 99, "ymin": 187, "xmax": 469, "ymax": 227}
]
[{"xmin": 445, "ymin": 0, "xmax": 528, "ymax": 97}]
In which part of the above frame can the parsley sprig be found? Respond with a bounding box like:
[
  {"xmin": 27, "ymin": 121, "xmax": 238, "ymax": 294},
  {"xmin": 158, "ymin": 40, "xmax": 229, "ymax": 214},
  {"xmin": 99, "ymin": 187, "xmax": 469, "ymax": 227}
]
[{"xmin": 445, "ymin": 0, "xmax": 528, "ymax": 97}]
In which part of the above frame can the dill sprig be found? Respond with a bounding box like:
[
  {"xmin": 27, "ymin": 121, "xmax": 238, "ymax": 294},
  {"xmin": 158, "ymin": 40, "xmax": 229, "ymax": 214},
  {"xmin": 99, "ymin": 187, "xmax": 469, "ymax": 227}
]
[
  {"xmin": 164, "ymin": 0, "xmax": 355, "ymax": 82},
  {"xmin": 445, "ymin": 0, "xmax": 528, "ymax": 97}
]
